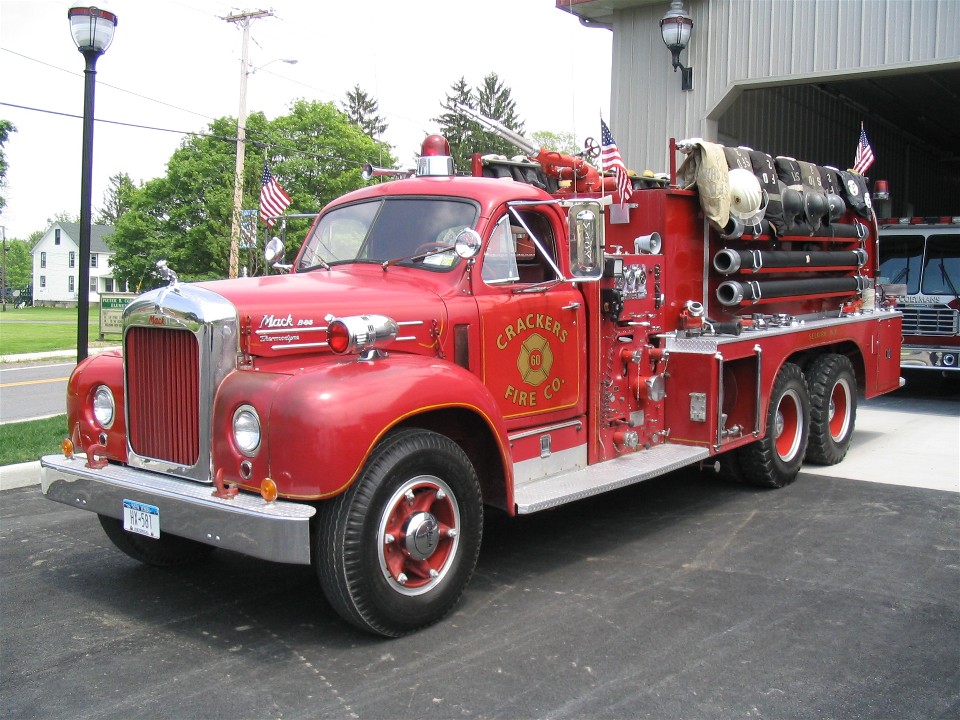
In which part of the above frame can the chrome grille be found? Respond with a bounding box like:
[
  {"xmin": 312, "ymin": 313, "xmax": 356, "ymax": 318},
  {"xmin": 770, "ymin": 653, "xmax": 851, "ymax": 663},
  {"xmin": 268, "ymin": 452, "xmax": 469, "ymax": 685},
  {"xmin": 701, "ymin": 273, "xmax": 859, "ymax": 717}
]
[
  {"xmin": 900, "ymin": 306, "xmax": 960, "ymax": 336},
  {"xmin": 126, "ymin": 326, "xmax": 201, "ymax": 466}
]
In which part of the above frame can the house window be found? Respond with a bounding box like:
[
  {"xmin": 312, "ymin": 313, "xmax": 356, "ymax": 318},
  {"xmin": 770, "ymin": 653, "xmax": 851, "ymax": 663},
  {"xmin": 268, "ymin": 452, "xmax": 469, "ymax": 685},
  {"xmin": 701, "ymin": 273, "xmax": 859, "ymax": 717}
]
[
  {"xmin": 55, "ymin": 229, "xmax": 61, "ymax": 245},
  {"xmin": 104, "ymin": 278, "xmax": 114, "ymax": 292},
  {"xmin": 91, "ymin": 253, "xmax": 98, "ymax": 268},
  {"xmin": 69, "ymin": 276, "xmax": 75, "ymax": 293},
  {"xmin": 41, "ymin": 252, "xmax": 46, "ymax": 268},
  {"xmin": 90, "ymin": 277, "xmax": 97, "ymax": 292},
  {"xmin": 69, "ymin": 251, "xmax": 76, "ymax": 268},
  {"xmin": 40, "ymin": 276, "xmax": 46, "ymax": 288}
]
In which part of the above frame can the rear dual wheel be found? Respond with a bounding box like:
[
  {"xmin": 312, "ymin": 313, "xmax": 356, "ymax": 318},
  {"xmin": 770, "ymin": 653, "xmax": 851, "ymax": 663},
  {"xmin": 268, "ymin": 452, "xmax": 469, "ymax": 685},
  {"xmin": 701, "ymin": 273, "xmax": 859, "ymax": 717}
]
[
  {"xmin": 315, "ymin": 429, "xmax": 483, "ymax": 637},
  {"xmin": 805, "ymin": 354, "xmax": 857, "ymax": 465}
]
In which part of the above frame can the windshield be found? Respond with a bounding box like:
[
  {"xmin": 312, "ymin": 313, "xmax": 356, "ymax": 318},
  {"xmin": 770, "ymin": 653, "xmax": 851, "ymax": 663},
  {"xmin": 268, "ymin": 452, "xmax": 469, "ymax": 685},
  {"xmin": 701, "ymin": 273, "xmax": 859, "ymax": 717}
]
[
  {"xmin": 921, "ymin": 235, "xmax": 960, "ymax": 296},
  {"xmin": 297, "ymin": 197, "xmax": 478, "ymax": 271},
  {"xmin": 878, "ymin": 234, "xmax": 924, "ymax": 294}
]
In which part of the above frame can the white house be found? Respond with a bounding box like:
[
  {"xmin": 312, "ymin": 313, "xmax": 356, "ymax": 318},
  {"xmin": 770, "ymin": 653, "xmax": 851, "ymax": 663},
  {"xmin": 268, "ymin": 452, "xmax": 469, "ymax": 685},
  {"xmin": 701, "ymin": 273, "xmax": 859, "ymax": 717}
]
[{"xmin": 32, "ymin": 222, "xmax": 119, "ymax": 306}]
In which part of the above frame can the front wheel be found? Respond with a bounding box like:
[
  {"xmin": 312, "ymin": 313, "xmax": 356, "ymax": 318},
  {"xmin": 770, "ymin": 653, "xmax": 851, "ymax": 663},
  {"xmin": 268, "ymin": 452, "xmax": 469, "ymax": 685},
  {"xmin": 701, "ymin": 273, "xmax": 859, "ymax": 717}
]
[
  {"xmin": 738, "ymin": 362, "xmax": 811, "ymax": 488},
  {"xmin": 805, "ymin": 354, "xmax": 857, "ymax": 465},
  {"xmin": 315, "ymin": 429, "xmax": 483, "ymax": 636}
]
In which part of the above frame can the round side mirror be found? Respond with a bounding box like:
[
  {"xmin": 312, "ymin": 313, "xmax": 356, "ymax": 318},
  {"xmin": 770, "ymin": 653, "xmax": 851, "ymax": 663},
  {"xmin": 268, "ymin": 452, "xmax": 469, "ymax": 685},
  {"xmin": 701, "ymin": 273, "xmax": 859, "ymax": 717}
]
[
  {"xmin": 264, "ymin": 237, "xmax": 285, "ymax": 264},
  {"xmin": 455, "ymin": 228, "xmax": 482, "ymax": 258}
]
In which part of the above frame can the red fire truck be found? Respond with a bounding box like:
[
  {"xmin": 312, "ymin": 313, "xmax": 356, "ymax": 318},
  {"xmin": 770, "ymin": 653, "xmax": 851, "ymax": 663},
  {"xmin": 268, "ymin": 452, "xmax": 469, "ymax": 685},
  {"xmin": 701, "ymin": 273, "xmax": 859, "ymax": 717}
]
[
  {"xmin": 877, "ymin": 215, "xmax": 960, "ymax": 374},
  {"xmin": 40, "ymin": 118, "xmax": 903, "ymax": 636}
]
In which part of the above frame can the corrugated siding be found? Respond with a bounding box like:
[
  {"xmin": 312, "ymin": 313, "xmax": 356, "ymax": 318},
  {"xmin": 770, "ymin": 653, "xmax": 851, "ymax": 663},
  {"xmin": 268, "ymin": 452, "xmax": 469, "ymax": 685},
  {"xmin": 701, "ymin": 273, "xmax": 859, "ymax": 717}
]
[{"xmin": 611, "ymin": 0, "xmax": 960, "ymax": 186}]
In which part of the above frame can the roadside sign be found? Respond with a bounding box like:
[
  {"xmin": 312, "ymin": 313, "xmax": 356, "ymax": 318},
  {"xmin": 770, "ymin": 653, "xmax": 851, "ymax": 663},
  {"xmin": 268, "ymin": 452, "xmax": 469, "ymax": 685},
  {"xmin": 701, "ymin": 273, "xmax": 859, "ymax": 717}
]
[{"xmin": 99, "ymin": 293, "xmax": 136, "ymax": 339}]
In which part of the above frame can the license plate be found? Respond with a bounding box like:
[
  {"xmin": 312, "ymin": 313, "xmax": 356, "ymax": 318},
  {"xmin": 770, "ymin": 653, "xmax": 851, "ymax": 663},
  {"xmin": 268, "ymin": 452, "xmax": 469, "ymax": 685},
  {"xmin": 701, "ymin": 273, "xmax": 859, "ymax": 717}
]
[{"xmin": 123, "ymin": 499, "xmax": 160, "ymax": 539}]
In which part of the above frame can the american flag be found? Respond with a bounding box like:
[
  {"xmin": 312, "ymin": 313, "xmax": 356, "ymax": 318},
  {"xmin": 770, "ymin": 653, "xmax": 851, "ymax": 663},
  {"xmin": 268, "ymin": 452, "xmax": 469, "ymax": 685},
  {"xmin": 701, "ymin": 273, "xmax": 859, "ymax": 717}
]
[
  {"xmin": 260, "ymin": 164, "xmax": 292, "ymax": 227},
  {"xmin": 601, "ymin": 119, "xmax": 632, "ymax": 203},
  {"xmin": 853, "ymin": 125, "xmax": 875, "ymax": 175}
]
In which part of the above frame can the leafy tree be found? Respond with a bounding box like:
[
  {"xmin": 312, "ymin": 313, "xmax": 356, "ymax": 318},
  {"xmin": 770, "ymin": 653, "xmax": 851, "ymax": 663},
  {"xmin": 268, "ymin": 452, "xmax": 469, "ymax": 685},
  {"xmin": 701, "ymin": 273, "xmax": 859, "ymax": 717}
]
[
  {"xmin": 532, "ymin": 130, "xmax": 582, "ymax": 157},
  {"xmin": 2, "ymin": 239, "xmax": 32, "ymax": 289},
  {"xmin": 96, "ymin": 172, "xmax": 138, "ymax": 225},
  {"xmin": 340, "ymin": 85, "xmax": 388, "ymax": 140},
  {"xmin": 0, "ymin": 119, "xmax": 16, "ymax": 213},
  {"xmin": 108, "ymin": 100, "xmax": 391, "ymax": 288}
]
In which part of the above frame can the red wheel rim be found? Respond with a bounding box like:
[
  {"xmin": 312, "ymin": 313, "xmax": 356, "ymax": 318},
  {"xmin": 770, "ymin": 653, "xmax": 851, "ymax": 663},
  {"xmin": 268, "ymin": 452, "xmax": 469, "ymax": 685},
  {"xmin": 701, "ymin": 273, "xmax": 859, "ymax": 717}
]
[
  {"xmin": 774, "ymin": 389, "xmax": 803, "ymax": 462},
  {"xmin": 377, "ymin": 476, "xmax": 460, "ymax": 596},
  {"xmin": 828, "ymin": 378, "xmax": 852, "ymax": 442}
]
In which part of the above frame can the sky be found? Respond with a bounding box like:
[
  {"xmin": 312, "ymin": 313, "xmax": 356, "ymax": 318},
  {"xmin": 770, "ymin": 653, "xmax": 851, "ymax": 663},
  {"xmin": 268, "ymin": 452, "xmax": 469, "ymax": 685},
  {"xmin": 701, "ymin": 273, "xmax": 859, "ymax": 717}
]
[{"xmin": 0, "ymin": 0, "xmax": 613, "ymax": 241}]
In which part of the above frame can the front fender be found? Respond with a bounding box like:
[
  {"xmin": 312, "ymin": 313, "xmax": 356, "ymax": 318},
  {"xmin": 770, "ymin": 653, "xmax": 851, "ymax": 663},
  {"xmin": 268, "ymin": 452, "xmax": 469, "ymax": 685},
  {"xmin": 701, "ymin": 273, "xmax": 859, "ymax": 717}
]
[{"xmin": 264, "ymin": 355, "xmax": 512, "ymax": 499}]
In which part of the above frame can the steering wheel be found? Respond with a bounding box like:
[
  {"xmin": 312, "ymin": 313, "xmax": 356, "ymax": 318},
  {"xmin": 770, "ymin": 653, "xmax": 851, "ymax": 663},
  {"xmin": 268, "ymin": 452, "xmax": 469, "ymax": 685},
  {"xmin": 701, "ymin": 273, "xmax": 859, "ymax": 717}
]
[
  {"xmin": 413, "ymin": 242, "xmax": 454, "ymax": 258},
  {"xmin": 583, "ymin": 137, "xmax": 601, "ymax": 159}
]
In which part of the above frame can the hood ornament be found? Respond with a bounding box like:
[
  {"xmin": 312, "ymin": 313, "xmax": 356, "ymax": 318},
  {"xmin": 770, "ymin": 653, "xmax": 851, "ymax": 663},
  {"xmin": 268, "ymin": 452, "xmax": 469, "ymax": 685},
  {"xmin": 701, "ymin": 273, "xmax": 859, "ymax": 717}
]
[{"xmin": 156, "ymin": 259, "xmax": 180, "ymax": 290}]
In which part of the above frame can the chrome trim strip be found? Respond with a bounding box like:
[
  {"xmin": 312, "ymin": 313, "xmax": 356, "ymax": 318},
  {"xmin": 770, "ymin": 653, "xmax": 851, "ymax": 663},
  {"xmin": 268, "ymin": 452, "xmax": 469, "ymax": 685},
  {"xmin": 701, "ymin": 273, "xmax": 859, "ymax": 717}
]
[{"xmin": 40, "ymin": 454, "xmax": 315, "ymax": 565}]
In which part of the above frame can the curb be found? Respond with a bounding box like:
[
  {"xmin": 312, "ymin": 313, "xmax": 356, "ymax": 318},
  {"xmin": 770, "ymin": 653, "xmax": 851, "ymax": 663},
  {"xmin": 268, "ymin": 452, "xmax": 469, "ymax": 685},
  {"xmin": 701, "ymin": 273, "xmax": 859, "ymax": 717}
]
[{"xmin": 1, "ymin": 461, "xmax": 40, "ymax": 491}]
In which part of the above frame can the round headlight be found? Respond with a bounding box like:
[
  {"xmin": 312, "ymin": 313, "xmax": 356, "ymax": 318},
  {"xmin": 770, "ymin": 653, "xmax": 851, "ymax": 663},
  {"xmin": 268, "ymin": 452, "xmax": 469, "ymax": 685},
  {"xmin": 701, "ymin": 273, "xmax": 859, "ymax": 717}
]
[
  {"xmin": 93, "ymin": 385, "xmax": 115, "ymax": 428},
  {"xmin": 232, "ymin": 405, "xmax": 261, "ymax": 456}
]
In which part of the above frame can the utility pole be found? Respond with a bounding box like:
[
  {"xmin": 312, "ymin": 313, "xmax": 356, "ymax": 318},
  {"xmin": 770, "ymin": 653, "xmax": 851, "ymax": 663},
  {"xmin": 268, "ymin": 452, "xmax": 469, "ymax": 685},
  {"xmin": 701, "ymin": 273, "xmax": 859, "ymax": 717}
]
[
  {"xmin": 225, "ymin": 9, "xmax": 273, "ymax": 279},
  {"xmin": 1, "ymin": 225, "xmax": 6, "ymax": 312}
]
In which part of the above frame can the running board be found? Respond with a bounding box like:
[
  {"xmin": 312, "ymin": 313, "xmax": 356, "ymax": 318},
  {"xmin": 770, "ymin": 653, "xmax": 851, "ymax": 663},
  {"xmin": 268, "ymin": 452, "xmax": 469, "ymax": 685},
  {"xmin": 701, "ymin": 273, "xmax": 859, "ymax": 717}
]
[{"xmin": 513, "ymin": 444, "xmax": 710, "ymax": 514}]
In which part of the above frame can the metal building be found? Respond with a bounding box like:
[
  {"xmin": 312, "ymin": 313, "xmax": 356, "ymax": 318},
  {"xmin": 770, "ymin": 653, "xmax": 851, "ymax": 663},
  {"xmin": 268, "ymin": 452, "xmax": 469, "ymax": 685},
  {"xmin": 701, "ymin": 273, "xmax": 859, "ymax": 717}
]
[{"xmin": 559, "ymin": 0, "xmax": 960, "ymax": 216}]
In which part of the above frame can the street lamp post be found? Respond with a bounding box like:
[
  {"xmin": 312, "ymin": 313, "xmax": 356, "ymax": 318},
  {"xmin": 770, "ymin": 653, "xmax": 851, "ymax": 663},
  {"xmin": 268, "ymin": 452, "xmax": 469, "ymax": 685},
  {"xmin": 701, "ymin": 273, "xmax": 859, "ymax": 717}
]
[{"xmin": 67, "ymin": 5, "xmax": 117, "ymax": 363}]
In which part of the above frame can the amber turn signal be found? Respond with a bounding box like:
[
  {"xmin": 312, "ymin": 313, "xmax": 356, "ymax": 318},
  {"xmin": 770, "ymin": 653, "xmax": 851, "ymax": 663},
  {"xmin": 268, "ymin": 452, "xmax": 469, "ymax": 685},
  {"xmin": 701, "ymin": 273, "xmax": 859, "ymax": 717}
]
[
  {"xmin": 61, "ymin": 438, "xmax": 75, "ymax": 459},
  {"xmin": 260, "ymin": 477, "xmax": 278, "ymax": 503}
]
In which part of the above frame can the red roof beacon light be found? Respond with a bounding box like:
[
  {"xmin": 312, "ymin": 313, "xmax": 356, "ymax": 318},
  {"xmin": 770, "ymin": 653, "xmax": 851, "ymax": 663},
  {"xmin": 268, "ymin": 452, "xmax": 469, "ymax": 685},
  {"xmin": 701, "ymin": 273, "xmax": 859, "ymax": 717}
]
[{"xmin": 417, "ymin": 135, "xmax": 455, "ymax": 177}]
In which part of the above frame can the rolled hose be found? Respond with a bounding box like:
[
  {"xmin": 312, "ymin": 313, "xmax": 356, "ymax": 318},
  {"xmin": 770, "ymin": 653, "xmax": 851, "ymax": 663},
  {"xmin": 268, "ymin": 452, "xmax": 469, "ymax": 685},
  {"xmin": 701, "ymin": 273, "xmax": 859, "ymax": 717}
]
[
  {"xmin": 716, "ymin": 275, "xmax": 867, "ymax": 306},
  {"xmin": 713, "ymin": 248, "xmax": 868, "ymax": 274}
]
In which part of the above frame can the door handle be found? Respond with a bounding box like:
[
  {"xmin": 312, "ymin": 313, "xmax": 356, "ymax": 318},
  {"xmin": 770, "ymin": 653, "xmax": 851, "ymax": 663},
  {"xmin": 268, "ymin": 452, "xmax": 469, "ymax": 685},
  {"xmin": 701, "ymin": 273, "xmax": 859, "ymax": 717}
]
[{"xmin": 561, "ymin": 302, "xmax": 581, "ymax": 310}]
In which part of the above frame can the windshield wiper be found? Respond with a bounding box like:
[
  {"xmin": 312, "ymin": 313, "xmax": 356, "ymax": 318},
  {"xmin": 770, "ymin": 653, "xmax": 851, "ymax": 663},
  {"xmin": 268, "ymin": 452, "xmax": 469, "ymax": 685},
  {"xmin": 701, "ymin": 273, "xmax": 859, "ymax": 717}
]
[{"xmin": 381, "ymin": 245, "xmax": 455, "ymax": 269}]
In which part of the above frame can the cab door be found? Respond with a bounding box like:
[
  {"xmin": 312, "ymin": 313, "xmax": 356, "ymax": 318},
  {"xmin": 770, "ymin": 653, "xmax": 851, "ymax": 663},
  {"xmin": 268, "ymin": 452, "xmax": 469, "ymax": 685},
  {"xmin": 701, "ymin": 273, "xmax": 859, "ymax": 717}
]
[{"xmin": 474, "ymin": 208, "xmax": 587, "ymax": 427}]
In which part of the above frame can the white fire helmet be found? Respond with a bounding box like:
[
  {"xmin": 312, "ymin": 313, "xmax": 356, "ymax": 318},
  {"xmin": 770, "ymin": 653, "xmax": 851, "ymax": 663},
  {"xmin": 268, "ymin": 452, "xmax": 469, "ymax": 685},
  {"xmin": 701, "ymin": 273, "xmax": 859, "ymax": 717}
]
[{"xmin": 728, "ymin": 168, "xmax": 765, "ymax": 221}]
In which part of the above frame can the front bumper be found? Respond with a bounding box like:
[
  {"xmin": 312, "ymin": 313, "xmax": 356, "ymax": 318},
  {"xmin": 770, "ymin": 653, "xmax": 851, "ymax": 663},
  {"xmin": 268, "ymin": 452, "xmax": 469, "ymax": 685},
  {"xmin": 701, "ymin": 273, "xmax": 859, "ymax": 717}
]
[
  {"xmin": 901, "ymin": 346, "xmax": 960, "ymax": 372},
  {"xmin": 40, "ymin": 454, "xmax": 316, "ymax": 565}
]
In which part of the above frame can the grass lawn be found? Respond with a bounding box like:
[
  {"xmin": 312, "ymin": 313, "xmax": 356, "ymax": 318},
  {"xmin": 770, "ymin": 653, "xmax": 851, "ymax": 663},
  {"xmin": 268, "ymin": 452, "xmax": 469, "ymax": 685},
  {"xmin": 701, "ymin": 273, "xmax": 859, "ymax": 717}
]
[
  {"xmin": 0, "ymin": 415, "xmax": 69, "ymax": 465},
  {"xmin": 0, "ymin": 305, "xmax": 118, "ymax": 355}
]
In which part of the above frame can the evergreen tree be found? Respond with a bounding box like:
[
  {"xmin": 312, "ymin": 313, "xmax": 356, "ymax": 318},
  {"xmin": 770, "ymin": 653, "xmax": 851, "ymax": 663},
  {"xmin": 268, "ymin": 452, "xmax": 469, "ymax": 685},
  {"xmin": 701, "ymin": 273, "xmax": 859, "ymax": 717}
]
[
  {"xmin": 434, "ymin": 74, "xmax": 527, "ymax": 170},
  {"xmin": 475, "ymin": 73, "xmax": 525, "ymax": 158},
  {"xmin": 340, "ymin": 85, "xmax": 388, "ymax": 140},
  {"xmin": 434, "ymin": 77, "xmax": 478, "ymax": 171}
]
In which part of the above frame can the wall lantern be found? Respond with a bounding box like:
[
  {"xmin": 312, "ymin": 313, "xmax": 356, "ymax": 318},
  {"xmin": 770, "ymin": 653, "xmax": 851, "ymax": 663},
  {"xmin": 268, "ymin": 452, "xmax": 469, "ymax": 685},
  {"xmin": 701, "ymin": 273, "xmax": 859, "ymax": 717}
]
[{"xmin": 660, "ymin": 0, "xmax": 694, "ymax": 92}]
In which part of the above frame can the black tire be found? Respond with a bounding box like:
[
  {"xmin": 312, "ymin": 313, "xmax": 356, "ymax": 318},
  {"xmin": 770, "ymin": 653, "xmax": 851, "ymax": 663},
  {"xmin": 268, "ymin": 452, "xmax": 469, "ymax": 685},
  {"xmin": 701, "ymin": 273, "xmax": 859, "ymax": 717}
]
[
  {"xmin": 737, "ymin": 362, "xmax": 811, "ymax": 488},
  {"xmin": 98, "ymin": 514, "xmax": 216, "ymax": 566},
  {"xmin": 805, "ymin": 354, "xmax": 857, "ymax": 465},
  {"xmin": 315, "ymin": 429, "xmax": 483, "ymax": 637}
]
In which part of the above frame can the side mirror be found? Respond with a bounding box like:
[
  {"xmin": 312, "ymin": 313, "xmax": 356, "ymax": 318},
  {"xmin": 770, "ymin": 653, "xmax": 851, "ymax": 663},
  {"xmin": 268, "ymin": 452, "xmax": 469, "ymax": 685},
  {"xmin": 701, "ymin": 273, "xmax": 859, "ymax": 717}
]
[
  {"xmin": 455, "ymin": 228, "xmax": 482, "ymax": 258},
  {"xmin": 568, "ymin": 202, "xmax": 604, "ymax": 280},
  {"xmin": 264, "ymin": 237, "xmax": 285, "ymax": 264}
]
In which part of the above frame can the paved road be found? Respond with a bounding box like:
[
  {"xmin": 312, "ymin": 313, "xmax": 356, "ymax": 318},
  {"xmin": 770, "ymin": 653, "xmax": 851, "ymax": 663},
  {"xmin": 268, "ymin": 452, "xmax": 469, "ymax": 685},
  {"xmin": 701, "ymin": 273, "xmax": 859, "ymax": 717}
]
[
  {"xmin": 1, "ymin": 372, "xmax": 957, "ymax": 719},
  {"xmin": 0, "ymin": 360, "xmax": 73, "ymax": 423}
]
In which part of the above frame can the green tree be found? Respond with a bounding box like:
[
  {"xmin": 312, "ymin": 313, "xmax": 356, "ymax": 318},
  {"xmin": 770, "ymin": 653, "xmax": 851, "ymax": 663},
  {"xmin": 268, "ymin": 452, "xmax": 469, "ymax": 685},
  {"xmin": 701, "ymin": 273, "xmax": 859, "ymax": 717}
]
[
  {"xmin": 434, "ymin": 77, "xmax": 479, "ymax": 171},
  {"xmin": 108, "ymin": 100, "xmax": 390, "ymax": 289},
  {"xmin": 96, "ymin": 172, "xmax": 138, "ymax": 225},
  {"xmin": 434, "ymin": 74, "xmax": 527, "ymax": 170},
  {"xmin": 3, "ymin": 239, "xmax": 32, "ymax": 289},
  {"xmin": 532, "ymin": 130, "xmax": 582, "ymax": 157},
  {"xmin": 0, "ymin": 119, "xmax": 15, "ymax": 213},
  {"xmin": 340, "ymin": 85, "xmax": 388, "ymax": 140},
  {"xmin": 474, "ymin": 73, "xmax": 525, "ymax": 158}
]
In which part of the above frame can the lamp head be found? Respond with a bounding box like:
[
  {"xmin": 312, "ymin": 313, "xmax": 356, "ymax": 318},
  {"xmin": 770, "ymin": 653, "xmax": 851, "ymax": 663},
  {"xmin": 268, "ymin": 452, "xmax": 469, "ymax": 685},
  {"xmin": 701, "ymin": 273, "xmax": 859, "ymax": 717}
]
[{"xmin": 67, "ymin": 6, "xmax": 118, "ymax": 55}]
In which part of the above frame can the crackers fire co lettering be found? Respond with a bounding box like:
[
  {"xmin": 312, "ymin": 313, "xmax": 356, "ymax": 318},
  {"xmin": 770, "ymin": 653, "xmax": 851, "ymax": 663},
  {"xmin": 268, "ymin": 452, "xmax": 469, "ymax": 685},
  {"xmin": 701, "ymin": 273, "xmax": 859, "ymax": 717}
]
[{"xmin": 497, "ymin": 314, "xmax": 571, "ymax": 408}]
